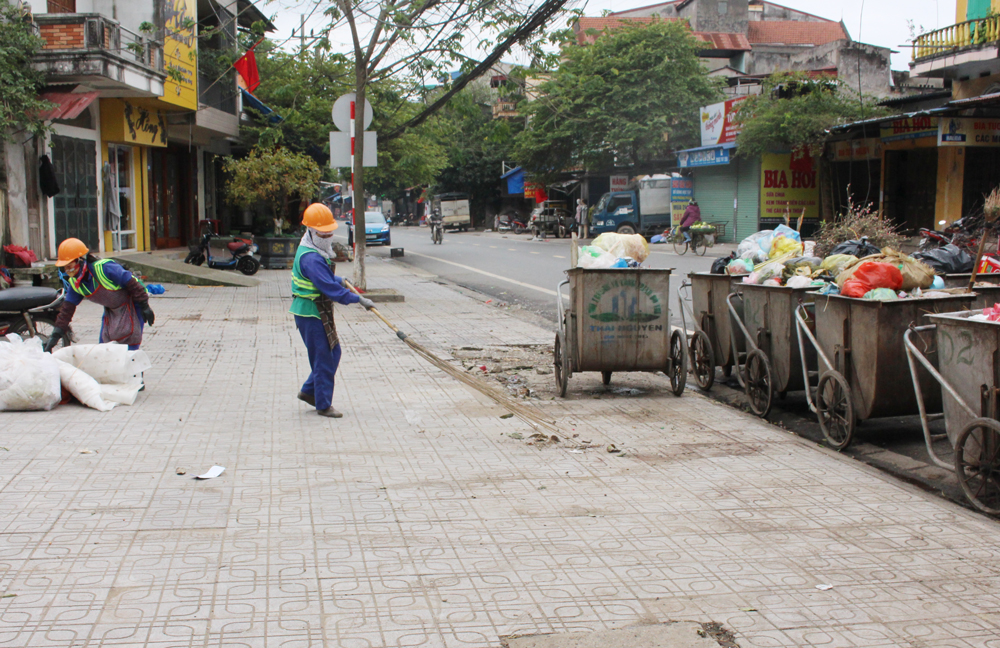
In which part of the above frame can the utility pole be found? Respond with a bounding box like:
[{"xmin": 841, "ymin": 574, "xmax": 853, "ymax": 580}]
[{"xmin": 299, "ymin": 15, "xmax": 305, "ymax": 56}]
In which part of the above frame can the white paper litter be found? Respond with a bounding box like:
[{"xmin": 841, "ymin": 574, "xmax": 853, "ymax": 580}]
[
  {"xmin": 195, "ymin": 466, "xmax": 226, "ymax": 479},
  {"xmin": 816, "ymin": 584, "xmax": 833, "ymax": 591}
]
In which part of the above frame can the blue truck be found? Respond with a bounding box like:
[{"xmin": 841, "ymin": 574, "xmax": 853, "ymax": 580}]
[{"xmin": 589, "ymin": 176, "xmax": 678, "ymax": 237}]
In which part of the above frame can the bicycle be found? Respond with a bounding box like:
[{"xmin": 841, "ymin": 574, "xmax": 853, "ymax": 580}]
[{"xmin": 670, "ymin": 225, "xmax": 714, "ymax": 256}]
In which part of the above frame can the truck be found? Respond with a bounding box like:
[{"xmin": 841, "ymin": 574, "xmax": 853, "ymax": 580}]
[
  {"xmin": 589, "ymin": 175, "xmax": 678, "ymax": 237},
  {"xmin": 432, "ymin": 192, "xmax": 471, "ymax": 231}
]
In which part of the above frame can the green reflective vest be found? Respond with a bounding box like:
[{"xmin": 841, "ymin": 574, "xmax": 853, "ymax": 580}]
[
  {"xmin": 69, "ymin": 259, "xmax": 120, "ymax": 297},
  {"xmin": 290, "ymin": 245, "xmax": 323, "ymax": 318}
]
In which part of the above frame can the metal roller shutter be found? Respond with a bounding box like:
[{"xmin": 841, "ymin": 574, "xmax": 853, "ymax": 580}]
[{"xmin": 692, "ymin": 166, "xmax": 737, "ymax": 242}]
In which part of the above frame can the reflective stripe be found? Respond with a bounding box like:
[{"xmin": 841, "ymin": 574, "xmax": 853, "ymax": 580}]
[
  {"xmin": 69, "ymin": 259, "xmax": 120, "ymax": 297},
  {"xmin": 291, "ymin": 246, "xmax": 321, "ymax": 300}
]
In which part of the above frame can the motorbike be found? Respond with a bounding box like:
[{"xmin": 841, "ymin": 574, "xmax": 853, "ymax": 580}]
[
  {"xmin": 495, "ymin": 212, "xmax": 527, "ymax": 235},
  {"xmin": 185, "ymin": 232, "xmax": 260, "ymax": 275},
  {"xmin": 0, "ymin": 286, "xmax": 71, "ymax": 348},
  {"xmin": 429, "ymin": 216, "xmax": 444, "ymax": 244}
]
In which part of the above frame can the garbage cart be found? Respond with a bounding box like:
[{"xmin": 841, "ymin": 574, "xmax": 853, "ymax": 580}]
[
  {"xmin": 943, "ymin": 273, "xmax": 1000, "ymax": 310},
  {"xmin": 689, "ymin": 272, "xmax": 744, "ymax": 379},
  {"xmin": 555, "ymin": 268, "xmax": 685, "ymax": 397},
  {"xmin": 794, "ymin": 292, "xmax": 975, "ymax": 450},
  {"xmin": 677, "ymin": 280, "xmax": 718, "ymax": 390},
  {"xmin": 727, "ymin": 283, "xmax": 817, "ymax": 418},
  {"xmin": 905, "ymin": 311, "xmax": 1000, "ymax": 514}
]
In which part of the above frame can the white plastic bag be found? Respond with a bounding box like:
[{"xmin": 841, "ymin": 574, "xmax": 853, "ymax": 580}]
[
  {"xmin": 577, "ymin": 245, "xmax": 618, "ymax": 269},
  {"xmin": 0, "ymin": 334, "xmax": 62, "ymax": 411},
  {"xmin": 737, "ymin": 230, "xmax": 773, "ymax": 263},
  {"xmin": 591, "ymin": 233, "xmax": 650, "ymax": 263},
  {"xmin": 55, "ymin": 359, "xmax": 117, "ymax": 412},
  {"xmin": 52, "ymin": 344, "xmax": 150, "ymax": 385}
]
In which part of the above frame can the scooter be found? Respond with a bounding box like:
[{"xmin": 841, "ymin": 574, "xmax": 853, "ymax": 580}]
[
  {"xmin": 429, "ymin": 216, "xmax": 444, "ymax": 244},
  {"xmin": 0, "ymin": 286, "xmax": 71, "ymax": 348},
  {"xmin": 185, "ymin": 233, "xmax": 261, "ymax": 275},
  {"xmin": 495, "ymin": 212, "xmax": 527, "ymax": 235}
]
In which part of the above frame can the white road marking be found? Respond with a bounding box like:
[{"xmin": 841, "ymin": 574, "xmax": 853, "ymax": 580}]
[
  {"xmin": 403, "ymin": 250, "xmax": 559, "ymax": 297},
  {"xmin": 530, "ymin": 251, "xmax": 540, "ymax": 255},
  {"xmin": 553, "ymin": 255, "xmax": 566, "ymax": 259},
  {"xmin": 489, "ymin": 246, "xmax": 498, "ymax": 249}
]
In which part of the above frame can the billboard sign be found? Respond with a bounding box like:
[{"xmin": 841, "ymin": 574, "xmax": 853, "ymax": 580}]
[{"xmin": 700, "ymin": 96, "xmax": 748, "ymax": 147}]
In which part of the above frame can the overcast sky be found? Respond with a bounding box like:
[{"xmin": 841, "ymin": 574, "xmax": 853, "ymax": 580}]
[{"xmin": 266, "ymin": 0, "xmax": 950, "ymax": 72}]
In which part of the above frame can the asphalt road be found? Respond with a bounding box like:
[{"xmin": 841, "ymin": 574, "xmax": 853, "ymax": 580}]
[{"xmin": 335, "ymin": 223, "xmax": 721, "ymax": 324}]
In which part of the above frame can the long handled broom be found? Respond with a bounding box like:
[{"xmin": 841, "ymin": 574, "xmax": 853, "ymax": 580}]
[{"xmin": 343, "ymin": 280, "xmax": 558, "ymax": 433}]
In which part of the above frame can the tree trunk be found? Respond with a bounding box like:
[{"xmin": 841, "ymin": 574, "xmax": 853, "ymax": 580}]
[{"xmin": 352, "ymin": 66, "xmax": 368, "ymax": 290}]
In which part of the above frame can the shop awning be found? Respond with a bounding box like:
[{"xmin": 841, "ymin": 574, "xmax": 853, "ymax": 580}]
[
  {"xmin": 675, "ymin": 143, "xmax": 735, "ymax": 168},
  {"xmin": 37, "ymin": 91, "xmax": 99, "ymax": 120},
  {"xmin": 241, "ymin": 89, "xmax": 283, "ymax": 124}
]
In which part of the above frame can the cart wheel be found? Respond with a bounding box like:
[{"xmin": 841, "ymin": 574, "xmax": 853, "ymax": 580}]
[
  {"xmin": 955, "ymin": 418, "xmax": 1000, "ymax": 515},
  {"xmin": 601, "ymin": 371, "xmax": 612, "ymax": 385},
  {"xmin": 558, "ymin": 223, "xmax": 568, "ymax": 239},
  {"xmin": 744, "ymin": 349, "xmax": 773, "ymax": 418},
  {"xmin": 668, "ymin": 329, "xmax": 687, "ymax": 396},
  {"xmin": 554, "ymin": 332, "xmax": 569, "ymax": 398},
  {"xmin": 817, "ymin": 370, "xmax": 855, "ymax": 451},
  {"xmin": 690, "ymin": 330, "xmax": 715, "ymax": 390}
]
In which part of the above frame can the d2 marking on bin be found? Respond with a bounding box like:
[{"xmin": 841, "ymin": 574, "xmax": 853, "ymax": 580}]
[{"xmin": 587, "ymin": 278, "xmax": 663, "ymax": 324}]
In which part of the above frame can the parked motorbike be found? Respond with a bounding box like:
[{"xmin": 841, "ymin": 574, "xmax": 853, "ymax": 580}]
[
  {"xmin": 185, "ymin": 233, "xmax": 261, "ymax": 275},
  {"xmin": 495, "ymin": 212, "xmax": 527, "ymax": 235},
  {"xmin": 0, "ymin": 286, "xmax": 71, "ymax": 348}
]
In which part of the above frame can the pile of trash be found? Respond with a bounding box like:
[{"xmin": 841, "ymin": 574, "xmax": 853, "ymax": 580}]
[
  {"xmin": 0, "ymin": 335, "xmax": 150, "ymax": 412},
  {"xmin": 576, "ymin": 233, "xmax": 650, "ymax": 269},
  {"xmin": 970, "ymin": 304, "xmax": 1000, "ymax": 323},
  {"xmin": 710, "ymin": 228, "xmax": 973, "ymax": 301}
]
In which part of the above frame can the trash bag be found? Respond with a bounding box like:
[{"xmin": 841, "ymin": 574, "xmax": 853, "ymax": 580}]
[
  {"xmin": 591, "ymin": 233, "xmax": 650, "ymax": 263},
  {"xmin": 0, "ymin": 334, "xmax": 62, "ymax": 411},
  {"xmin": 55, "ymin": 359, "xmax": 119, "ymax": 412},
  {"xmin": 727, "ymin": 258, "xmax": 754, "ymax": 275},
  {"xmin": 911, "ymin": 243, "xmax": 974, "ymax": 275},
  {"xmin": 52, "ymin": 344, "xmax": 150, "ymax": 385},
  {"xmin": 840, "ymin": 262, "xmax": 903, "ymax": 298},
  {"xmin": 837, "ymin": 249, "xmax": 934, "ymax": 291},
  {"xmin": 711, "ymin": 254, "xmax": 736, "ymax": 274},
  {"xmin": 577, "ymin": 245, "xmax": 618, "ymax": 269},
  {"xmin": 786, "ymin": 275, "xmax": 817, "ymax": 289},
  {"xmin": 821, "ymin": 254, "xmax": 858, "ymax": 277},
  {"xmin": 830, "ymin": 237, "xmax": 881, "ymax": 258},
  {"xmin": 737, "ymin": 230, "xmax": 774, "ymax": 262},
  {"xmin": 863, "ymin": 288, "xmax": 899, "ymax": 301},
  {"xmin": 769, "ymin": 235, "xmax": 804, "ymax": 260},
  {"xmin": 783, "ymin": 256, "xmax": 823, "ymax": 278}
]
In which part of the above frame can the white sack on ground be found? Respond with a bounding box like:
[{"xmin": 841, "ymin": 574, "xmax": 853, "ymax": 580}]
[
  {"xmin": 52, "ymin": 344, "xmax": 150, "ymax": 384},
  {"xmin": 55, "ymin": 359, "xmax": 118, "ymax": 412},
  {"xmin": 0, "ymin": 334, "xmax": 62, "ymax": 411}
]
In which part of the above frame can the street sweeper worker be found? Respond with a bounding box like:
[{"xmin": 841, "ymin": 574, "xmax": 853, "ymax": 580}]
[
  {"xmin": 45, "ymin": 238, "xmax": 154, "ymax": 352},
  {"xmin": 291, "ymin": 203, "xmax": 376, "ymax": 418}
]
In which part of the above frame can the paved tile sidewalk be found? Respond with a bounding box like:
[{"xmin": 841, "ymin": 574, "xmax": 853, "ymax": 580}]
[{"xmin": 2, "ymin": 257, "xmax": 1000, "ymax": 647}]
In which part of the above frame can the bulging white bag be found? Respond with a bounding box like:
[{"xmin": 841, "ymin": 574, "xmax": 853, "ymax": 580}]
[
  {"xmin": 0, "ymin": 334, "xmax": 62, "ymax": 411},
  {"xmin": 52, "ymin": 344, "xmax": 150, "ymax": 385},
  {"xmin": 55, "ymin": 359, "xmax": 117, "ymax": 412}
]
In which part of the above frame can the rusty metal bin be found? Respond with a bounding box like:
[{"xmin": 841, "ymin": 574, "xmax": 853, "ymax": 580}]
[
  {"xmin": 905, "ymin": 311, "xmax": 1000, "ymax": 514},
  {"xmin": 732, "ymin": 284, "xmax": 817, "ymax": 417},
  {"xmin": 942, "ymin": 273, "xmax": 1000, "ymax": 288},
  {"xmin": 796, "ymin": 293, "xmax": 975, "ymax": 450},
  {"xmin": 943, "ymin": 273, "xmax": 1000, "ymax": 309},
  {"xmin": 690, "ymin": 272, "xmax": 743, "ymax": 369},
  {"xmin": 555, "ymin": 268, "xmax": 686, "ymax": 397}
]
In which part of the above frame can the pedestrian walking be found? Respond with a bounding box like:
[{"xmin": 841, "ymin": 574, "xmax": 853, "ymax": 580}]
[
  {"xmin": 45, "ymin": 238, "xmax": 154, "ymax": 352},
  {"xmin": 575, "ymin": 199, "xmax": 587, "ymax": 238},
  {"xmin": 291, "ymin": 203, "xmax": 375, "ymax": 418},
  {"xmin": 680, "ymin": 200, "xmax": 701, "ymax": 243}
]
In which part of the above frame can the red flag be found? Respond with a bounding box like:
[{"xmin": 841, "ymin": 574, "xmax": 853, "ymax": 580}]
[{"xmin": 234, "ymin": 48, "xmax": 260, "ymax": 92}]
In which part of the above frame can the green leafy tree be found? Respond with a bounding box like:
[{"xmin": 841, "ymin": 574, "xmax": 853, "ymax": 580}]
[
  {"xmin": 433, "ymin": 85, "xmax": 523, "ymax": 224},
  {"xmin": 223, "ymin": 146, "xmax": 321, "ymax": 230},
  {"xmin": 734, "ymin": 72, "xmax": 894, "ymax": 158},
  {"xmin": 0, "ymin": 0, "xmax": 54, "ymax": 139},
  {"xmin": 514, "ymin": 20, "xmax": 723, "ymax": 181}
]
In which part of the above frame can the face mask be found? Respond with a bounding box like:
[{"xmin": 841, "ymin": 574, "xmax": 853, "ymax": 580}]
[{"xmin": 305, "ymin": 228, "xmax": 336, "ymax": 258}]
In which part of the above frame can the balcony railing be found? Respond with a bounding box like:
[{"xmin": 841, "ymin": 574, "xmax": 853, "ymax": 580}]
[
  {"xmin": 492, "ymin": 99, "xmax": 518, "ymax": 119},
  {"xmin": 913, "ymin": 15, "xmax": 1000, "ymax": 60},
  {"xmin": 34, "ymin": 13, "xmax": 164, "ymax": 73}
]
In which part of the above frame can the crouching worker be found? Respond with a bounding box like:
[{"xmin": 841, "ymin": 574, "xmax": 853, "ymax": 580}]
[
  {"xmin": 45, "ymin": 238, "xmax": 154, "ymax": 352},
  {"xmin": 292, "ymin": 203, "xmax": 375, "ymax": 418}
]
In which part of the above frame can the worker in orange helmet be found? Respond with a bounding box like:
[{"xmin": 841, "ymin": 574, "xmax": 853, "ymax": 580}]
[
  {"xmin": 291, "ymin": 203, "xmax": 375, "ymax": 418},
  {"xmin": 44, "ymin": 238, "xmax": 154, "ymax": 352}
]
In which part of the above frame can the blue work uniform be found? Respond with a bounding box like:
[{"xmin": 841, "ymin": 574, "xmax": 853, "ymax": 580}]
[
  {"xmin": 60, "ymin": 259, "xmax": 145, "ymax": 350},
  {"xmin": 290, "ymin": 247, "xmax": 360, "ymax": 411}
]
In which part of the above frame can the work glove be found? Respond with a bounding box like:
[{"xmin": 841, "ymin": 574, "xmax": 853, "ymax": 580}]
[
  {"xmin": 358, "ymin": 296, "xmax": 376, "ymax": 311},
  {"xmin": 139, "ymin": 301, "xmax": 155, "ymax": 326},
  {"xmin": 332, "ymin": 275, "xmax": 345, "ymax": 286},
  {"xmin": 43, "ymin": 327, "xmax": 65, "ymax": 353}
]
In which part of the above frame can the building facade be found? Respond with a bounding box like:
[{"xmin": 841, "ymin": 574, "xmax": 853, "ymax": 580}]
[{"xmin": 1, "ymin": 0, "xmax": 270, "ymax": 261}]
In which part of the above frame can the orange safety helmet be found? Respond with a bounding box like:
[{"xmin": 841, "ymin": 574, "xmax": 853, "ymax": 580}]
[
  {"xmin": 55, "ymin": 238, "xmax": 89, "ymax": 267},
  {"xmin": 302, "ymin": 203, "xmax": 338, "ymax": 232}
]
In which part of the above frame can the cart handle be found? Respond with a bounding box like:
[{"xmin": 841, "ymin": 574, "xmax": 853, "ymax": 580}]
[
  {"xmin": 793, "ymin": 302, "xmax": 835, "ymax": 416},
  {"xmin": 676, "ymin": 280, "xmax": 698, "ymax": 335},
  {"xmin": 723, "ymin": 292, "xmax": 747, "ymax": 389},
  {"xmin": 904, "ymin": 324, "xmax": 980, "ymax": 470},
  {"xmin": 557, "ymin": 279, "xmax": 569, "ymax": 324}
]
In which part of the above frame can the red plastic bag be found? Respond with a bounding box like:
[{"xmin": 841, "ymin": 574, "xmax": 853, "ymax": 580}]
[
  {"xmin": 840, "ymin": 262, "xmax": 903, "ymax": 298},
  {"xmin": 3, "ymin": 245, "xmax": 37, "ymax": 268},
  {"xmin": 984, "ymin": 304, "xmax": 1000, "ymax": 322}
]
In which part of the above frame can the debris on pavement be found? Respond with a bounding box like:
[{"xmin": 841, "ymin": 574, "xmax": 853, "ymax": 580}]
[
  {"xmin": 195, "ymin": 466, "xmax": 225, "ymax": 479},
  {"xmin": 816, "ymin": 584, "xmax": 834, "ymax": 591},
  {"xmin": 175, "ymin": 467, "xmax": 187, "ymax": 475}
]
